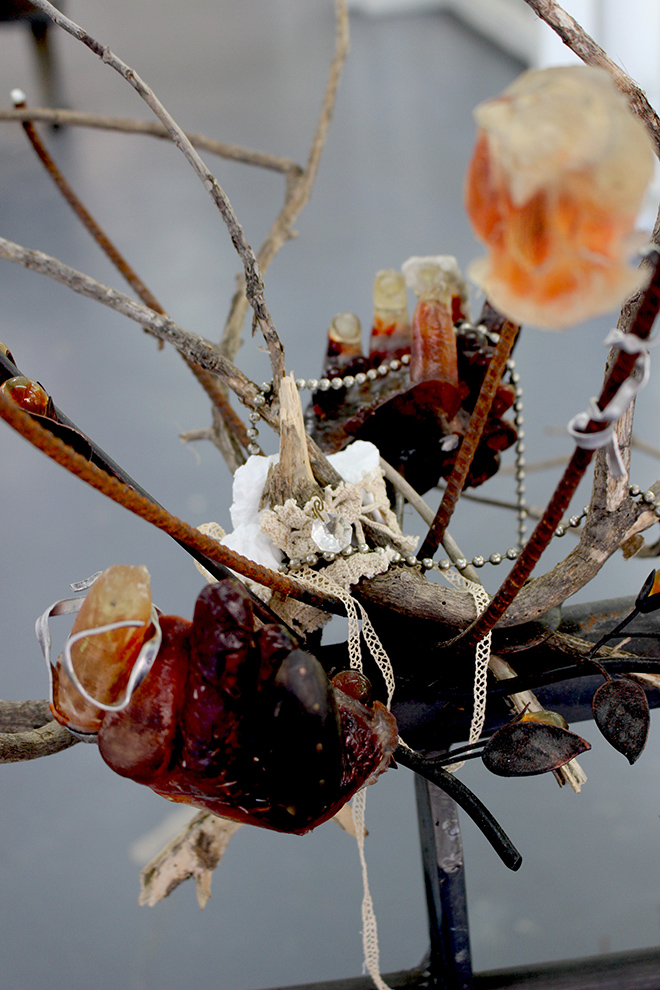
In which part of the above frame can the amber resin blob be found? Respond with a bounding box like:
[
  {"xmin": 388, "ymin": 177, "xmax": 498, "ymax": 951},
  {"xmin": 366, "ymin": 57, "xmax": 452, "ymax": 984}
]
[{"xmin": 465, "ymin": 66, "xmax": 655, "ymax": 329}]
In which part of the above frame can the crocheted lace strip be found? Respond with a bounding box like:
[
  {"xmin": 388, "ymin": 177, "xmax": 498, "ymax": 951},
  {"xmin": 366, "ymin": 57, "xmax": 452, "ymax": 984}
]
[
  {"xmin": 352, "ymin": 788, "xmax": 392, "ymax": 990},
  {"xmin": 442, "ymin": 570, "xmax": 492, "ymax": 772}
]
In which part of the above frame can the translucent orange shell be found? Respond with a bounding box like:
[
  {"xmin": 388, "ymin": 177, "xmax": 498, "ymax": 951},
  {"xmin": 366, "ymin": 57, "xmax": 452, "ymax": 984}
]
[
  {"xmin": 50, "ymin": 565, "xmax": 152, "ymax": 734},
  {"xmin": 465, "ymin": 66, "xmax": 655, "ymax": 329}
]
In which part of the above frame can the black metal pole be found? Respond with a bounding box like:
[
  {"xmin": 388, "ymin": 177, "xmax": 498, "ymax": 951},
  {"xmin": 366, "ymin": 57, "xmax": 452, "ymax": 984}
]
[{"xmin": 415, "ymin": 775, "xmax": 473, "ymax": 989}]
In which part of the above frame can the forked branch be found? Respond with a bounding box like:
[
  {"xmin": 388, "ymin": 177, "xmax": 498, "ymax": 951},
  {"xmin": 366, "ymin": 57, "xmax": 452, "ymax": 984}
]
[{"xmin": 27, "ymin": 0, "xmax": 286, "ymax": 386}]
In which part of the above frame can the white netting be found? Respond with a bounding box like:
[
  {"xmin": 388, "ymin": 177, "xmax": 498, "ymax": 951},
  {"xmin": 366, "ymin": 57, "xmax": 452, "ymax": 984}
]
[{"xmin": 442, "ymin": 569, "xmax": 492, "ymax": 771}]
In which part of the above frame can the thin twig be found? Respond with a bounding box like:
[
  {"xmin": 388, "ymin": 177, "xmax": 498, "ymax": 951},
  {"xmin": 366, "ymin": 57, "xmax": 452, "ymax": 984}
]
[
  {"xmin": 379, "ymin": 456, "xmax": 481, "ymax": 582},
  {"xmin": 522, "ymin": 0, "xmax": 660, "ymax": 156},
  {"xmin": 15, "ymin": 105, "xmax": 253, "ymax": 466},
  {"xmin": 220, "ymin": 0, "xmax": 350, "ymax": 358},
  {"xmin": 0, "ymin": 236, "xmax": 261, "ymax": 404},
  {"xmin": 0, "ymin": 107, "xmax": 301, "ymax": 174},
  {"xmin": 418, "ymin": 320, "xmax": 519, "ymax": 559},
  {"xmin": 27, "ymin": 0, "xmax": 286, "ymax": 388}
]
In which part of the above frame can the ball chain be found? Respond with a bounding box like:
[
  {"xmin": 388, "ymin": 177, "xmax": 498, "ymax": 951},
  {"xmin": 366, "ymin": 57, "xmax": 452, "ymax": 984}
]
[{"xmin": 238, "ymin": 326, "xmax": 660, "ymax": 575}]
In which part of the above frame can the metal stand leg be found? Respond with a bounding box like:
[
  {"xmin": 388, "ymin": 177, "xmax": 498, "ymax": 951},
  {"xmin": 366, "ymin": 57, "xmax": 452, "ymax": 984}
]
[{"xmin": 415, "ymin": 775, "xmax": 472, "ymax": 989}]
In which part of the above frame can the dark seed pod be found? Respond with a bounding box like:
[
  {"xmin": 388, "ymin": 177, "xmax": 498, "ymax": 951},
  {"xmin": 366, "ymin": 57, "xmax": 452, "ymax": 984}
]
[
  {"xmin": 482, "ymin": 720, "xmax": 590, "ymax": 777},
  {"xmin": 635, "ymin": 569, "xmax": 660, "ymax": 614},
  {"xmin": 592, "ymin": 677, "xmax": 650, "ymax": 764}
]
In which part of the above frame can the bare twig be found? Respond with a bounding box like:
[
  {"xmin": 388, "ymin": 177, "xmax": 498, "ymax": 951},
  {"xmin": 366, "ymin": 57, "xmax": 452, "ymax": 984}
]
[
  {"xmin": 221, "ymin": 0, "xmax": 350, "ymax": 358},
  {"xmin": 27, "ymin": 0, "xmax": 286, "ymax": 387},
  {"xmin": 522, "ymin": 0, "xmax": 660, "ymax": 156},
  {"xmin": 0, "ymin": 236, "xmax": 261, "ymax": 404},
  {"xmin": 14, "ymin": 105, "xmax": 253, "ymax": 468},
  {"xmin": 0, "ymin": 107, "xmax": 301, "ymax": 175}
]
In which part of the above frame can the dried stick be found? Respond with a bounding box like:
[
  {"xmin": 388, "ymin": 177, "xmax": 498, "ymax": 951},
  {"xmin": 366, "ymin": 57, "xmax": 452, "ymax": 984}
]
[
  {"xmin": 379, "ymin": 458, "xmax": 584, "ymax": 789},
  {"xmin": 0, "ymin": 700, "xmax": 51, "ymax": 732},
  {"xmin": 379, "ymin": 456, "xmax": 481, "ymax": 582},
  {"xmin": 139, "ymin": 812, "xmax": 242, "ymax": 909},
  {"xmin": 0, "ymin": 720, "xmax": 78, "ymax": 762},
  {"xmin": 221, "ymin": 0, "xmax": 350, "ymax": 358},
  {"xmin": 418, "ymin": 319, "xmax": 519, "ymax": 560},
  {"xmin": 13, "ymin": 104, "xmax": 250, "ymax": 467},
  {"xmin": 0, "ymin": 235, "xmax": 344, "ymax": 487},
  {"xmin": 0, "ymin": 107, "xmax": 301, "ymax": 175},
  {"xmin": 0, "ymin": 236, "xmax": 261, "ymax": 403},
  {"xmin": 0, "ymin": 388, "xmax": 339, "ymax": 613},
  {"xmin": 27, "ymin": 0, "xmax": 286, "ymax": 389},
  {"xmin": 522, "ymin": 0, "xmax": 660, "ymax": 156}
]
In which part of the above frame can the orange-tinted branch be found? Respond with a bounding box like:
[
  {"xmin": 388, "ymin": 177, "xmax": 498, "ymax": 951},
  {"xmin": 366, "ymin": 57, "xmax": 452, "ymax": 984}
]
[
  {"xmin": 458, "ymin": 254, "xmax": 660, "ymax": 648},
  {"xmin": 419, "ymin": 319, "xmax": 519, "ymax": 560},
  {"xmin": 0, "ymin": 390, "xmax": 337, "ymax": 613}
]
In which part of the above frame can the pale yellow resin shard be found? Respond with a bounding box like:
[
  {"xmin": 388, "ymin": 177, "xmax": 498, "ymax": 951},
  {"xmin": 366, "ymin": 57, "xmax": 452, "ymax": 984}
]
[{"xmin": 465, "ymin": 66, "xmax": 656, "ymax": 330}]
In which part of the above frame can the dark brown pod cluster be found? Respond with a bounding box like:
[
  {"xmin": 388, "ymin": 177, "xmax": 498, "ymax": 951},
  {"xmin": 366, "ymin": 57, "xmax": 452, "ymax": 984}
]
[
  {"xmin": 84, "ymin": 579, "xmax": 397, "ymax": 834},
  {"xmin": 307, "ymin": 320, "xmax": 517, "ymax": 495}
]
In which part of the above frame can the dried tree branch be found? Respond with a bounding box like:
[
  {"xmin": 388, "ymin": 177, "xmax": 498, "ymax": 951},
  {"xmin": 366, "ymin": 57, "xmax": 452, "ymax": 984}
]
[
  {"xmin": 0, "ymin": 107, "xmax": 301, "ymax": 175},
  {"xmin": 221, "ymin": 0, "xmax": 350, "ymax": 359},
  {"xmin": 14, "ymin": 106, "xmax": 252, "ymax": 469},
  {"xmin": 139, "ymin": 812, "xmax": 243, "ymax": 909},
  {"xmin": 0, "ymin": 720, "xmax": 78, "ymax": 762},
  {"xmin": 522, "ymin": 0, "xmax": 660, "ymax": 156},
  {"xmin": 27, "ymin": 0, "xmax": 286, "ymax": 388},
  {"xmin": 0, "ymin": 235, "xmax": 262, "ymax": 402},
  {"xmin": 0, "ymin": 699, "xmax": 51, "ymax": 732}
]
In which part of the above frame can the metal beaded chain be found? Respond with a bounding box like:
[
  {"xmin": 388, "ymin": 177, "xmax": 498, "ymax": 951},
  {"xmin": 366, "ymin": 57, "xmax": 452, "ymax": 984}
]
[{"xmin": 241, "ymin": 328, "xmax": 660, "ymax": 573}]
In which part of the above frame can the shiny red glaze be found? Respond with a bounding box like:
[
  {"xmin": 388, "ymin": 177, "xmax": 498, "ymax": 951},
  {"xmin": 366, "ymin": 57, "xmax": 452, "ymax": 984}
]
[
  {"xmin": 96, "ymin": 580, "xmax": 397, "ymax": 834},
  {"xmin": 98, "ymin": 615, "xmax": 191, "ymax": 782}
]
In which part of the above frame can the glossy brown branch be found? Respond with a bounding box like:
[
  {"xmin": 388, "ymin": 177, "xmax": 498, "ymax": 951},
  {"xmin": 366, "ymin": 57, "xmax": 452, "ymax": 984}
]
[
  {"xmin": 459, "ymin": 253, "xmax": 660, "ymax": 648},
  {"xmin": 418, "ymin": 319, "xmax": 519, "ymax": 559},
  {"xmin": 0, "ymin": 389, "xmax": 339, "ymax": 614}
]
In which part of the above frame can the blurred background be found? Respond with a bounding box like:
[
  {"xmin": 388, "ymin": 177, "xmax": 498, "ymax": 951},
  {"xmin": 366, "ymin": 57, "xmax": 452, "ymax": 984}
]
[{"xmin": 1, "ymin": 2, "xmax": 660, "ymax": 988}]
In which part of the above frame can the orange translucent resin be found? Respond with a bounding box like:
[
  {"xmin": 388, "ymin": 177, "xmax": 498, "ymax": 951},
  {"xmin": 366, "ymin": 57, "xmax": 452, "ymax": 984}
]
[
  {"xmin": 51, "ymin": 564, "xmax": 152, "ymax": 733},
  {"xmin": 465, "ymin": 66, "xmax": 655, "ymax": 329}
]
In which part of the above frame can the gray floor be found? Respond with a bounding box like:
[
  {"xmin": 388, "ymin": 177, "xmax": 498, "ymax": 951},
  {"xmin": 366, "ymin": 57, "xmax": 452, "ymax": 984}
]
[{"xmin": 1, "ymin": 3, "xmax": 660, "ymax": 989}]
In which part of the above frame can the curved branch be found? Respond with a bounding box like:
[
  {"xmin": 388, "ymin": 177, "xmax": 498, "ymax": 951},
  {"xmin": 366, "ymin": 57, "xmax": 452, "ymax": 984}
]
[
  {"xmin": 0, "ymin": 720, "xmax": 78, "ymax": 762},
  {"xmin": 0, "ymin": 108, "xmax": 300, "ymax": 175},
  {"xmin": 27, "ymin": 0, "xmax": 285, "ymax": 386},
  {"xmin": 221, "ymin": 0, "xmax": 350, "ymax": 357}
]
